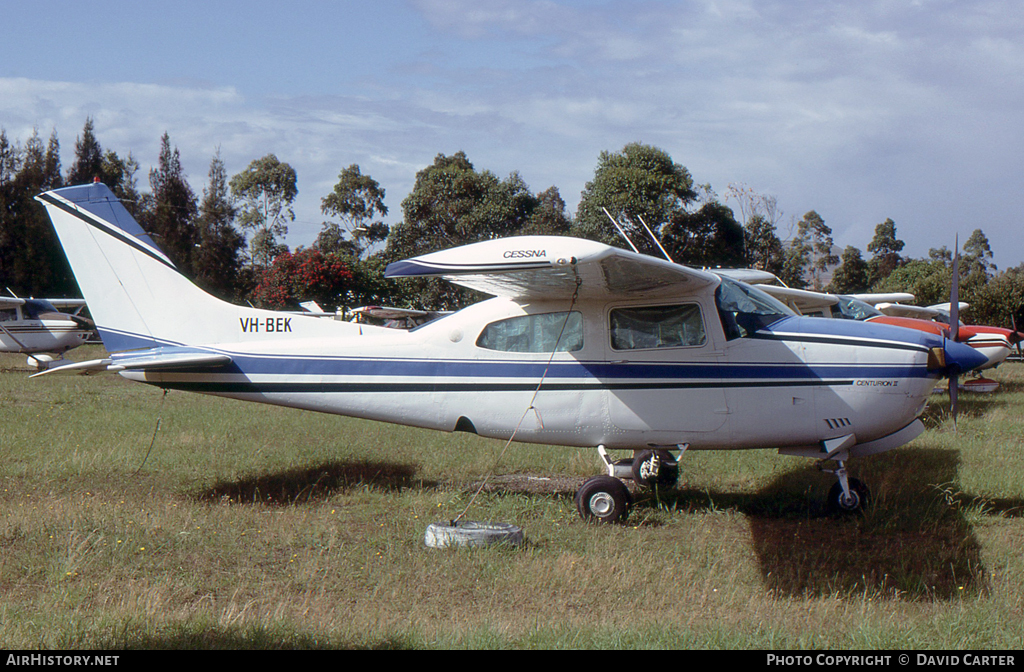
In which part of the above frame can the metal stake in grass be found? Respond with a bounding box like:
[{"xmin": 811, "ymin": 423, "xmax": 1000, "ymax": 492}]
[{"xmin": 133, "ymin": 388, "xmax": 168, "ymax": 475}]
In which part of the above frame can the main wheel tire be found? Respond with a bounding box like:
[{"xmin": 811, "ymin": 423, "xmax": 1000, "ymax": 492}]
[
  {"xmin": 631, "ymin": 449, "xmax": 679, "ymax": 488},
  {"xmin": 827, "ymin": 478, "xmax": 870, "ymax": 514},
  {"xmin": 576, "ymin": 475, "xmax": 631, "ymax": 524}
]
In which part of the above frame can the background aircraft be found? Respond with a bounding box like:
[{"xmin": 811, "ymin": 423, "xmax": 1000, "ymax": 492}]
[
  {"xmin": 875, "ymin": 300, "xmax": 1022, "ymax": 366},
  {"xmin": 34, "ymin": 182, "xmax": 986, "ymax": 523},
  {"xmin": 715, "ymin": 273, "xmax": 1014, "ymax": 375},
  {"xmin": 0, "ymin": 295, "xmax": 93, "ymax": 369}
]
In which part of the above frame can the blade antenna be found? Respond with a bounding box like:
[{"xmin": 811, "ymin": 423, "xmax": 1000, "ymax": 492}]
[
  {"xmin": 602, "ymin": 208, "xmax": 640, "ymax": 254},
  {"xmin": 635, "ymin": 214, "xmax": 674, "ymax": 263}
]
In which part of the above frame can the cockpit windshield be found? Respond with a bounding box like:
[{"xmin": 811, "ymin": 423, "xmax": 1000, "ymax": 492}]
[
  {"xmin": 715, "ymin": 277, "xmax": 794, "ymax": 340},
  {"xmin": 21, "ymin": 299, "xmax": 62, "ymax": 321},
  {"xmin": 832, "ymin": 296, "xmax": 882, "ymax": 320}
]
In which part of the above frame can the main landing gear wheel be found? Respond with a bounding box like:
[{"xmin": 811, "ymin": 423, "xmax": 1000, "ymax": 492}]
[
  {"xmin": 631, "ymin": 449, "xmax": 680, "ymax": 489},
  {"xmin": 575, "ymin": 475, "xmax": 632, "ymax": 524},
  {"xmin": 828, "ymin": 477, "xmax": 870, "ymax": 514}
]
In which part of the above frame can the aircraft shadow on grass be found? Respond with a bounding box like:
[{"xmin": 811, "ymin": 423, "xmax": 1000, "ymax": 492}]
[
  {"xmin": 189, "ymin": 446, "xmax": 1020, "ymax": 602},
  {"xmin": 479, "ymin": 447, "xmax": 1021, "ymax": 602},
  {"xmin": 668, "ymin": 447, "xmax": 1023, "ymax": 600},
  {"xmin": 194, "ymin": 459, "xmax": 428, "ymax": 505}
]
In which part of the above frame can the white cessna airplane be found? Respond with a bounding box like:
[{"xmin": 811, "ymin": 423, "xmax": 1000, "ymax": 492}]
[
  {"xmin": 0, "ymin": 295, "xmax": 92, "ymax": 368},
  {"xmin": 34, "ymin": 182, "xmax": 985, "ymax": 523}
]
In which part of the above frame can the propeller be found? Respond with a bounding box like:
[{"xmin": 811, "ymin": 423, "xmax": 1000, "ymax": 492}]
[{"xmin": 948, "ymin": 238, "xmax": 960, "ymax": 426}]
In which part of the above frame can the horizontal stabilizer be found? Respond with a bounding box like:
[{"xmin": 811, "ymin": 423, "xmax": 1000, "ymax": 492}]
[
  {"xmin": 29, "ymin": 358, "xmax": 112, "ymax": 377},
  {"xmin": 29, "ymin": 349, "xmax": 232, "ymax": 378},
  {"xmin": 110, "ymin": 349, "xmax": 232, "ymax": 371}
]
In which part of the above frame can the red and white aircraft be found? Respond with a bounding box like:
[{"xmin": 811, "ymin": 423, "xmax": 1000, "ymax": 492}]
[{"xmin": 873, "ymin": 301, "xmax": 1021, "ymax": 372}]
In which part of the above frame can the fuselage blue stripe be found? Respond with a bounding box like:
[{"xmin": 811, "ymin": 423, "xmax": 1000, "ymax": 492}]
[{"xmin": 132, "ymin": 353, "xmax": 931, "ymax": 381}]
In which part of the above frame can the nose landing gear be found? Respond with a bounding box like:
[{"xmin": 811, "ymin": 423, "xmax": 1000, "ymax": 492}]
[{"xmin": 821, "ymin": 460, "xmax": 870, "ymax": 514}]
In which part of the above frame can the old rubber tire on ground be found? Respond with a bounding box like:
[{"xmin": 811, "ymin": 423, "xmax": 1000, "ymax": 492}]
[
  {"xmin": 631, "ymin": 449, "xmax": 680, "ymax": 488},
  {"xmin": 827, "ymin": 478, "xmax": 870, "ymax": 514},
  {"xmin": 575, "ymin": 475, "xmax": 632, "ymax": 524},
  {"xmin": 424, "ymin": 521, "xmax": 525, "ymax": 548}
]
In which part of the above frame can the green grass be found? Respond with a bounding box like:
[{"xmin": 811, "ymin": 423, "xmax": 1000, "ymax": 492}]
[{"xmin": 2, "ymin": 346, "xmax": 1023, "ymax": 649}]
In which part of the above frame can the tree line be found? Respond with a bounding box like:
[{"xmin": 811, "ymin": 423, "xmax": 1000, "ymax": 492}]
[{"xmin": 1, "ymin": 120, "xmax": 1021, "ymax": 330}]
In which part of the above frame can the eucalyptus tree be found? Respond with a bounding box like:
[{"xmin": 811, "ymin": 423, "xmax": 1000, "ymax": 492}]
[
  {"xmin": 795, "ymin": 210, "xmax": 838, "ymax": 291},
  {"xmin": 230, "ymin": 154, "xmax": 297, "ymax": 267},
  {"xmin": 866, "ymin": 218, "xmax": 905, "ymax": 285},
  {"xmin": 743, "ymin": 214, "xmax": 785, "ymax": 274},
  {"xmin": 385, "ymin": 151, "xmax": 542, "ymax": 309},
  {"xmin": 572, "ymin": 142, "xmax": 696, "ymax": 252},
  {"xmin": 827, "ymin": 246, "xmax": 870, "ymax": 294},
  {"xmin": 317, "ymin": 164, "xmax": 389, "ymax": 257}
]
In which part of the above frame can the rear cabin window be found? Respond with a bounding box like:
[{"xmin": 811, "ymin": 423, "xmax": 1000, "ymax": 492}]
[
  {"xmin": 610, "ymin": 304, "xmax": 706, "ymax": 350},
  {"xmin": 476, "ymin": 311, "xmax": 584, "ymax": 353}
]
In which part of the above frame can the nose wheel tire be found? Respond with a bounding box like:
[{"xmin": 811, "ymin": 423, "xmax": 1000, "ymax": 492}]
[
  {"xmin": 828, "ymin": 477, "xmax": 870, "ymax": 514},
  {"xmin": 576, "ymin": 475, "xmax": 632, "ymax": 523}
]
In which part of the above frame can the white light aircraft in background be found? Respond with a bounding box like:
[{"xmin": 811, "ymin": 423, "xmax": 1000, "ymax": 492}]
[
  {"xmin": 0, "ymin": 295, "xmax": 93, "ymax": 369},
  {"xmin": 34, "ymin": 183, "xmax": 986, "ymax": 522}
]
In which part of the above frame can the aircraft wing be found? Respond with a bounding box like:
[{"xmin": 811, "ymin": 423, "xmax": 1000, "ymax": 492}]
[
  {"xmin": 45, "ymin": 298, "xmax": 87, "ymax": 309},
  {"xmin": 349, "ymin": 306, "xmax": 439, "ymax": 320},
  {"xmin": 0, "ymin": 296, "xmax": 25, "ymax": 307},
  {"xmin": 929, "ymin": 301, "xmax": 969, "ymax": 313},
  {"xmin": 752, "ymin": 285, "xmax": 839, "ymax": 314},
  {"xmin": 384, "ymin": 236, "xmax": 719, "ymax": 300},
  {"xmin": 713, "ymin": 268, "xmax": 782, "ymax": 284},
  {"xmin": 31, "ymin": 347, "xmax": 232, "ymax": 378},
  {"xmin": 849, "ymin": 292, "xmax": 916, "ymax": 305},
  {"xmin": 874, "ymin": 302, "xmax": 941, "ymax": 319}
]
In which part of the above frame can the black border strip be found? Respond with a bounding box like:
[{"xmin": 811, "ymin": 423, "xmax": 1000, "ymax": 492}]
[{"xmin": 153, "ymin": 379, "xmax": 856, "ymax": 394}]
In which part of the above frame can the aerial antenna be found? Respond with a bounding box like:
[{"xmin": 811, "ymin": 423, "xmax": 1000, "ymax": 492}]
[
  {"xmin": 635, "ymin": 214, "xmax": 674, "ymax": 263},
  {"xmin": 602, "ymin": 208, "xmax": 640, "ymax": 254}
]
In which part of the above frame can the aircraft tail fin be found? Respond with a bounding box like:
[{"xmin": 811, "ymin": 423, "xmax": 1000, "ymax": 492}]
[{"xmin": 37, "ymin": 183, "xmax": 241, "ymax": 352}]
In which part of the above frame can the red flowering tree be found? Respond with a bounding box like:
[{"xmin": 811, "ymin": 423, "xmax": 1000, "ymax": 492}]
[{"xmin": 250, "ymin": 247, "xmax": 353, "ymax": 311}]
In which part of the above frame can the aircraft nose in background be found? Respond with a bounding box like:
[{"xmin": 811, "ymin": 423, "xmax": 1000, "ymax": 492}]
[{"xmin": 944, "ymin": 338, "xmax": 990, "ymax": 374}]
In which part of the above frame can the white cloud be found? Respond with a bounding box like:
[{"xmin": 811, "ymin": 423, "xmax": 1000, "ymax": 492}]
[{"xmin": 4, "ymin": 1, "xmax": 1024, "ymax": 270}]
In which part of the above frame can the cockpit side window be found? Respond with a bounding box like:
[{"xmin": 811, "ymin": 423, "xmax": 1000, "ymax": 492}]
[
  {"xmin": 609, "ymin": 304, "xmax": 706, "ymax": 350},
  {"xmin": 715, "ymin": 277, "xmax": 793, "ymax": 340},
  {"xmin": 476, "ymin": 311, "xmax": 584, "ymax": 353},
  {"xmin": 0, "ymin": 308, "xmax": 17, "ymax": 322}
]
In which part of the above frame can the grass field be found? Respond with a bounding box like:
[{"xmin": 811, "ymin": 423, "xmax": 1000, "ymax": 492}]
[{"xmin": 2, "ymin": 346, "xmax": 1023, "ymax": 649}]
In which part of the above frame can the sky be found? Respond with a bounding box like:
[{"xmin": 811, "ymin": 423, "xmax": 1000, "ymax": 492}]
[{"xmin": 2, "ymin": 0, "xmax": 1022, "ymax": 270}]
